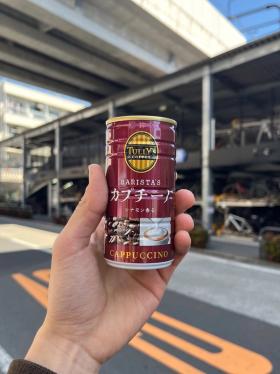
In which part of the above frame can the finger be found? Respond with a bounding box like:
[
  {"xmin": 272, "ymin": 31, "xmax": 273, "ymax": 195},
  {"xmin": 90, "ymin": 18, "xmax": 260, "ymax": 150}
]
[
  {"xmin": 56, "ymin": 164, "xmax": 108, "ymax": 253},
  {"xmin": 89, "ymin": 218, "xmax": 108, "ymax": 274},
  {"xmin": 175, "ymin": 189, "xmax": 195, "ymax": 215},
  {"xmin": 158, "ymin": 230, "xmax": 191, "ymax": 283},
  {"xmin": 90, "ymin": 217, "xmax": 105, "ymax": 253},
  {"xmin": 91, "ymin": 217, "xmax": 105, "ymax": 243},
  {"xmin": 174, "ymin": 230, "xmax": 191, "ymax": 257},
  {"xmin": 175, "ymin": 213, "xmax": 194, "ymax": 232}
]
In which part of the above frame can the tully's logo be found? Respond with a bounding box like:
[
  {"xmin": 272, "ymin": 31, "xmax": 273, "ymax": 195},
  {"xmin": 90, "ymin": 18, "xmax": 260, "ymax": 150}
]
[{"xmin": 124, "ymin": 131, "xmax": 158, "ymax": 172}]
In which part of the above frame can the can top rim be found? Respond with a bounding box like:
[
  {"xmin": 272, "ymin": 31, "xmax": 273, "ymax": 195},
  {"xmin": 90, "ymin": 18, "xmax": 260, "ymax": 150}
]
[{"xmin": 106, "ymin": 115, "xmax": 177, "ymax": 126}]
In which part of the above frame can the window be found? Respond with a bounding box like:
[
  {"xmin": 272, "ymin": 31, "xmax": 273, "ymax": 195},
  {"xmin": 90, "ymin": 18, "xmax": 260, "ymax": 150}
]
[
  {"xmin": 7, "ymin": 96, "xmax": 27, "ymax": 115},
  {"xmin": 30, "ymin": 103, "xmax": 46, "ymax": 118},
  {"xmin": 8, "ymin": 125, "xmax": 25, "ymax": 135},
  {"xmin": 49, "ymin": 107, "xmax": 66, "ymax": 119}
]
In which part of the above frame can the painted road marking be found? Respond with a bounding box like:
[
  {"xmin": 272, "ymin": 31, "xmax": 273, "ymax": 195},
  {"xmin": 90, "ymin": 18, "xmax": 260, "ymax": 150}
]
[
  {"xmin": 7, "ymin": 238, "xmax": 52, "ymax": 253},
  {"xmin": 130, "ymin": 336, "xmax": 203, "ymax": 374},
  {"xmin": 149, "ymin": 312, "xmax": 272, "ymax": 374},
  {"xmin": 0, "ymin": 344, "xmax": 13, "ymax": 374},
  {"xmin": 0, "ymin": 224, "xmax": 57, "ymax": 251},
  {"xmin": 9, "ymin": 238, "xmax": 41, "ymax": 249},
  {"xmin": 13, "ymin": 272, "xmax": 204, "ymax": 373},
  {"xmin": 12, "ymin": 269, "xmax": 273, "ymax": 374},
  {"xmin": 12, "ymin": 273, "xmax": 48, "ymax": 308},
  {"xmin": 33, "ymin": 269, "xmax": 50, "ymax": 283},
  {"xmin": 8, "ymin": 238, "xmax": 52, "ymax": 253}
]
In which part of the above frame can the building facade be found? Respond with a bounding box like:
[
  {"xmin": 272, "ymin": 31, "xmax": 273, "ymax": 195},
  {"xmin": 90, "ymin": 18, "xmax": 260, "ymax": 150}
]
[{"xmin": 0, "ymin": 81, "xmax": 85, "ymax": 201}]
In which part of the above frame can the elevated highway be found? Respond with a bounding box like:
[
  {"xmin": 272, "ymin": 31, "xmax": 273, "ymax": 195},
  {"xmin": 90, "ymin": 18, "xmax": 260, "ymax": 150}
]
[{"xmin": 0, "ymin": 0, "xmax": 244, "ymax": 101}]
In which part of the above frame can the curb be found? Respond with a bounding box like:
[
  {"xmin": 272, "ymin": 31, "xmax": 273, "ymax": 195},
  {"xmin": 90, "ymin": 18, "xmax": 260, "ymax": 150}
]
[{"xmin": 191, "ymin": 248, "xmax": 280, "ymax": 270}]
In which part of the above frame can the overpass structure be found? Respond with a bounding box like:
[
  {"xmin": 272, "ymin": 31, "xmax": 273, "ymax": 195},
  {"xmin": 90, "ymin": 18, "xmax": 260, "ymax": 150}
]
[
  {"xmin": 1, "ymin": 32, "xmax": 280, "ymax": 229},
  {"xmin": 0, "ymin": 0, "xmax": 244, "ymax": 101}
]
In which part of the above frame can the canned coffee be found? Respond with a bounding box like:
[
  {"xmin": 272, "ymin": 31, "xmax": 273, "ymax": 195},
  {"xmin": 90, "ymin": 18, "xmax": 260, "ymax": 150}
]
[{"xmin": 105, "ymin": 115, "xmax": 176, "ymax": 270}]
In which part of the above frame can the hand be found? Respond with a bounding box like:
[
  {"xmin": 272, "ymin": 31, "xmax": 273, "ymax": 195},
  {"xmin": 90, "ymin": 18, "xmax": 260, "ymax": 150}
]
[{"xmin": 26, "ymin": 164, "xmax": 195, "ymax": 373}]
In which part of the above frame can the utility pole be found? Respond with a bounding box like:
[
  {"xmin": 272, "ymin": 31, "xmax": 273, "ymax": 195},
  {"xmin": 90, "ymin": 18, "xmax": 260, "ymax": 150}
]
[{"xmin": 201, "ymin": 66, "xmax": 215, "ymax": 231}]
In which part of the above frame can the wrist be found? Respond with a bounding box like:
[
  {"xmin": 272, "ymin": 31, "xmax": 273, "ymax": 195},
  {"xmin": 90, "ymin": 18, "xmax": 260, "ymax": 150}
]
[{"xmin": 26, "ymin": 326, "xmax": 100, "ymax": 374}]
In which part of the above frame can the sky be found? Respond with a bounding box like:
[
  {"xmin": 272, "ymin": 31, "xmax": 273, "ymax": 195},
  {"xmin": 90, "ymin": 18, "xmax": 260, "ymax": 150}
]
[{"xmin": 211, "ymin": 0, "xmax": 280, "ymax": 41}]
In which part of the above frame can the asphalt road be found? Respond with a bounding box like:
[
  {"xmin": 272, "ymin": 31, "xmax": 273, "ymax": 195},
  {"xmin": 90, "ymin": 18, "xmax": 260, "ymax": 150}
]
[{"xmin": 0, "ymin": 218, "xmax": 279, "ymax": 374}]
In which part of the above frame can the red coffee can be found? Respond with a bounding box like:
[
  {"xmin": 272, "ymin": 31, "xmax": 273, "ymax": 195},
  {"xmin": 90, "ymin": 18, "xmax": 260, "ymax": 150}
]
[{"xmin": 105, "ymin": 115, "xmax": 176, "ymax": 270}]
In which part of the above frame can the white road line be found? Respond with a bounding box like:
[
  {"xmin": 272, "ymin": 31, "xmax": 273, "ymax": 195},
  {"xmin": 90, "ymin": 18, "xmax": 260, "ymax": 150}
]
[
  {"xmin": 0, "ymin": 345, "xmax": 13, "ymax": 374},
  {"xmin": 190, "ymin": 252, "xmax": 280, "ymax": 276},
  {"xmin": 9, "ymin": 238, "xmax": 51, "ymax": 252},
  {"xmin": 9, "ymin": 238, "xmax": 39, "ymax": 249}
]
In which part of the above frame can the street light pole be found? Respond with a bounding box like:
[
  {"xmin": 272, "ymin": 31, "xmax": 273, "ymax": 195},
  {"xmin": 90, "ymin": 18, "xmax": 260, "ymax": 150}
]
[
  {"xmin": 266, "ymin": 4, "xmax": 280, "ymax": 30},
  {"xmin": 229, "ymin": 3, "xmax": 280, "ymax": 21}
]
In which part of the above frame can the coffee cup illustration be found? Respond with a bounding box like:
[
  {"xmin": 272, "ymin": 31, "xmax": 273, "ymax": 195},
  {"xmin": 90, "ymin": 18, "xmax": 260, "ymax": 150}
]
[{"xmin": 143, "ymin": 227, "xmax": 169, "ymax": 245}]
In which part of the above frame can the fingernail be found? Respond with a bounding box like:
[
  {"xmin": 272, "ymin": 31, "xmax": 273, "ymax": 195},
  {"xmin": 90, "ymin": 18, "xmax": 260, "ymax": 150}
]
[
  {"xmin": 88, "ymin": 164, "xmax": 98, "ymax": 184},
  {"xmin": 188, "ymin": 190, "xmax": 195, "ymax": 202},
  {"xmin": 90, "ymin": 232, "xmax": 96, "ymax": 245}
]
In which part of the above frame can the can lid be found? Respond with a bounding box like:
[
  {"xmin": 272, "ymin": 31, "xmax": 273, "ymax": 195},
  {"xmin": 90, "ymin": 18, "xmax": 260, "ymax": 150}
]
[{"xmin": 106, "ymin": 115, "xmax": 177, "ymax": 126}]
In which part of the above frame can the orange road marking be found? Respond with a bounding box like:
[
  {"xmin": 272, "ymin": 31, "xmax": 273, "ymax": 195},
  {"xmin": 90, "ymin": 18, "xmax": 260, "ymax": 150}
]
[
  {"xmin": 151, "ymin": 311, "xmax": 273, "ymax": 374},
  {"xmin": 129, "ymin": 335, "xmax": 204, "ymax": 374},
  {"xmin": 12, "ymin": 273, "xmax": 48, "ymax": 308},
  {"xmin": 11, "ymin": 271, "xmax": 273, "ymax": 374},
  {"xmin": 12, "ymin": 273, "xmax": 202, "ymax": 373},
  {"xmin": 33, "ymin": 269, "xmax": 50, "ymax": 284}
]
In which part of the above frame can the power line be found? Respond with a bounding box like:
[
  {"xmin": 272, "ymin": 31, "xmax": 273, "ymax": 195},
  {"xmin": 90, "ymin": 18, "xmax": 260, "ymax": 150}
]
[
  {"xmin": 227, "ymin": 3, "xmax": 280, "ymax": 38},
  {"xmin": 240, "ymin": 18, "xmax": 279, "ymax": 33}
]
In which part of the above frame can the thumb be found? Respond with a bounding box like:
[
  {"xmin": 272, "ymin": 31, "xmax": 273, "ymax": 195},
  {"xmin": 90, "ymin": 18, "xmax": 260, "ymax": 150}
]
[{"xmin": 56, "ymin": 164, "xmax": 108, "ymax": 253}]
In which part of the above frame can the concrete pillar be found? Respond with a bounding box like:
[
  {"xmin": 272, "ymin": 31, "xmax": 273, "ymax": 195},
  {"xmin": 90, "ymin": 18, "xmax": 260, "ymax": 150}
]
[
  {"xmin": 21, "ymin": 136, "xmax": 27, "ymax": 207},
  {"xmin": 0, "ymin": 83, "xmax": 6, "ymax": 198},
  {"xmin": 54, "ymin": 123, "xmax": 61, "ymax": 216},
  {"xmin": 47, "ymin": 181, "xmax": 53, "ymax": 218},
  {"xmin": 108, "ymin": 101, "xmax": 115, "ymax": 118},
  {"xmin": 201, "ymin": 66, "xmax": 214, "ymax": 230},
  {"xmin": 0, "ymin": 82, "xmax": 5, "ymax": 139}
]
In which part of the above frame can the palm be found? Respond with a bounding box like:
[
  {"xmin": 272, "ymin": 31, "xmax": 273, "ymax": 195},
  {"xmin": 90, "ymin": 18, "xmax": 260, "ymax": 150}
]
[
  {"xmin": 44, "ymin": 165, "xmax": 194, "ymax": 365},
  {"xmin": 48, "ymin": 231, "xmax": 169, "ymax": 363}
]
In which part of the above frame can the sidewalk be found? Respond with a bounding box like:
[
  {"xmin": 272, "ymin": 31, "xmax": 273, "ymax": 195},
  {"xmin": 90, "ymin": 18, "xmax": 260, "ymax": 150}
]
[
  {"xmin": 194, "ymin": 235, "xmax": 280, "ymax": 270},
  {"xmin": 208, "ymin": 235, "xmax": 259, "ymax": 258},
  {"xmin": 0, "ymin": 215, "xmax": 63, "ymax": 233},
  {"xmin": 0, "ymin": 215, "xmax": 61, "ymax": 254}
]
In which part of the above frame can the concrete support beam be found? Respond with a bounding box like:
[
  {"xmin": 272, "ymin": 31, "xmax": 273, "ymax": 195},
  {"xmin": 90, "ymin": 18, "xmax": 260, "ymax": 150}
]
[
  {"xmin": 0, "ymin": 35, "xmax": 280, "ymax": 149},
  {"xmin": 212, "ymin": 37, "xmax": 280, "ymax": 74},
  {"xmin": 201, "ymin": 67, "xmax": 214, "ymax": 230},
  {"xmin": 2, "ymin": 0, "xmax": 177, "ymax": 76},
  {"xmin": 0, "ymin": 61, "xmax": 98, "ymax": 102},
  {"xmin": 0, "ymin": 40, "xmax": 116, "ymax": 97},
  {"xmin": 0, "ymin": 12, "xmax": 145, "ymax": 87},
  {"xmin": 54, "ymin": 124, "xmax": 61, "ymax": 217}
]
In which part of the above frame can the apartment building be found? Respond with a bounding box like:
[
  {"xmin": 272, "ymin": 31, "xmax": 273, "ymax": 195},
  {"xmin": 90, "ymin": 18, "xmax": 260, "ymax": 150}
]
[{"xmin": 0, "ymin": 81, "xmax": 85, "ymax": 201}]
